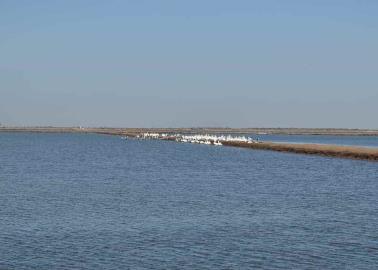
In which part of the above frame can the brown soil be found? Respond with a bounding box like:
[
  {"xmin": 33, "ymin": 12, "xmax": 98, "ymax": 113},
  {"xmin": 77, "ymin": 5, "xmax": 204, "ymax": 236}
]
[{"xmin": 222, "ymin": 141, "xmax": 378, "ymax": 161}]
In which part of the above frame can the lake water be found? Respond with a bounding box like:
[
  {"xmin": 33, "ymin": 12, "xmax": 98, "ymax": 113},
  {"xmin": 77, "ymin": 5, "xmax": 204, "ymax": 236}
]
[{"xmin": 0, "ymin": 132, "xmax": 377, "ymax": 269}]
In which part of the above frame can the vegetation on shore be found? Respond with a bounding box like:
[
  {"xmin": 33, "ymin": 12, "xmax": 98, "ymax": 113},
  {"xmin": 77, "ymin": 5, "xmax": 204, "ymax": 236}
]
[{"xmin": 222, "ymin": 141, "xmax": 378, "ymax": 161}]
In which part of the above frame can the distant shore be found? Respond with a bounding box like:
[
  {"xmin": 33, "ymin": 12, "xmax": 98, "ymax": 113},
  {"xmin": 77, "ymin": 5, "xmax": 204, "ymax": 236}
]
[
  {"xmin": 1, "ymin": 127, "xmax": 377, "ymax": 161},
  {"xmin": 1, "ymin": 126, "xmax": 378, "ymax": 136}
]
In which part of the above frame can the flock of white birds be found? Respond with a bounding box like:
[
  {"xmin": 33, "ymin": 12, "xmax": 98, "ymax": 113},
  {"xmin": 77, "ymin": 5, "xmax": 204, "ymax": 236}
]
[{"xmin": 136, "ymin": 133, "xmax": 259, "ymax": 146}]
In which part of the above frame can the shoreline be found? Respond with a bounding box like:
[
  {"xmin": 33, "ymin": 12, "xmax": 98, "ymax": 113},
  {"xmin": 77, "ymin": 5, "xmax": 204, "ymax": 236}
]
[
  {"xmin": 1, "ymin": 126, "xmax": 378, "ymax": 136},
  {"xmin": 140, "ymin": 133, "xmax": 378, "ymax": 162},
  {"xmin": 221, "ymin": 141, "xmax": 378, "ymax": 161},
  {"xmin": 1, "ymin": 127, "xmax": 378, "ymax": 161}
]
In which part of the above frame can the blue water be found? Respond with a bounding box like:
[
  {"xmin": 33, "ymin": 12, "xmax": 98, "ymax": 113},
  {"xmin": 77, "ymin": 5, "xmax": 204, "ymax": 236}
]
[
  {"xmin": 253, "ymin": 134, "xmax": 378, "ymax": 148},
  {"xmin": 0, "ymin": 132, "xmax": 377, "ymax": 269}
]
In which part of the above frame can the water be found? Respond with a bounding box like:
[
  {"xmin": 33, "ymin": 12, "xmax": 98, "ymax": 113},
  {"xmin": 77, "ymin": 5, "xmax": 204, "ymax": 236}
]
[
  {"xmin": 0, "ymin": 132, "xmax": 377, "ymax": 269},
  {"xmin": 252, "ymin": 134, "xmax": 378, "ymax": 148}
]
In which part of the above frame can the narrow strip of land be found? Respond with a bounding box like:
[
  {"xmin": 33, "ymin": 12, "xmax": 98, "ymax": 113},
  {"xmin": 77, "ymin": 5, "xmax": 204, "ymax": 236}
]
[
  {"xmin": 1, "ymin": 127, "xmax": 377, "ymax": 161},
  {"xmin": 222, "ymin": 141, "xmax": 378, "ymax": 161}
]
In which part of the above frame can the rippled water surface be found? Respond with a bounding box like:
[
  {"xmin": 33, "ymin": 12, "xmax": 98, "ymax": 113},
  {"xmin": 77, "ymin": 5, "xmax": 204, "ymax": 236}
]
[{"xmin": 1, "ymin": 133, "xmax": 377, "ymax": 269}]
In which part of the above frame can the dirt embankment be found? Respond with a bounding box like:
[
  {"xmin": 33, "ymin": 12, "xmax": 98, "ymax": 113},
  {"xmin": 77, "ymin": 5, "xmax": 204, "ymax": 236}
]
[{"xmin": 222, "ymin": 141, "xmax": 378, "ymax": 161}]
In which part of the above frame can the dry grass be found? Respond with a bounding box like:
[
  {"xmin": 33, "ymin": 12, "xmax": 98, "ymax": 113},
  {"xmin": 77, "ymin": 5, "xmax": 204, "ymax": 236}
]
[{"xmin": 222, "ymin": 141, "xmax": 378, "ymax": 161}]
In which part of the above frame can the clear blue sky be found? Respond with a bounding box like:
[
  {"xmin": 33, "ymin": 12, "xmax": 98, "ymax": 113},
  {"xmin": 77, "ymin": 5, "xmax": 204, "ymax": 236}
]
[{"xmin": 1, "ymin": 0, "xmax": 377, "ymax": 128}]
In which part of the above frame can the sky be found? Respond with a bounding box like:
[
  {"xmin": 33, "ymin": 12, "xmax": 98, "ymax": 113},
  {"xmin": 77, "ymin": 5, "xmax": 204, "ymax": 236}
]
[{"xmin": 1, "ymin": 0, "xmax": 377, "ymax": 128}]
